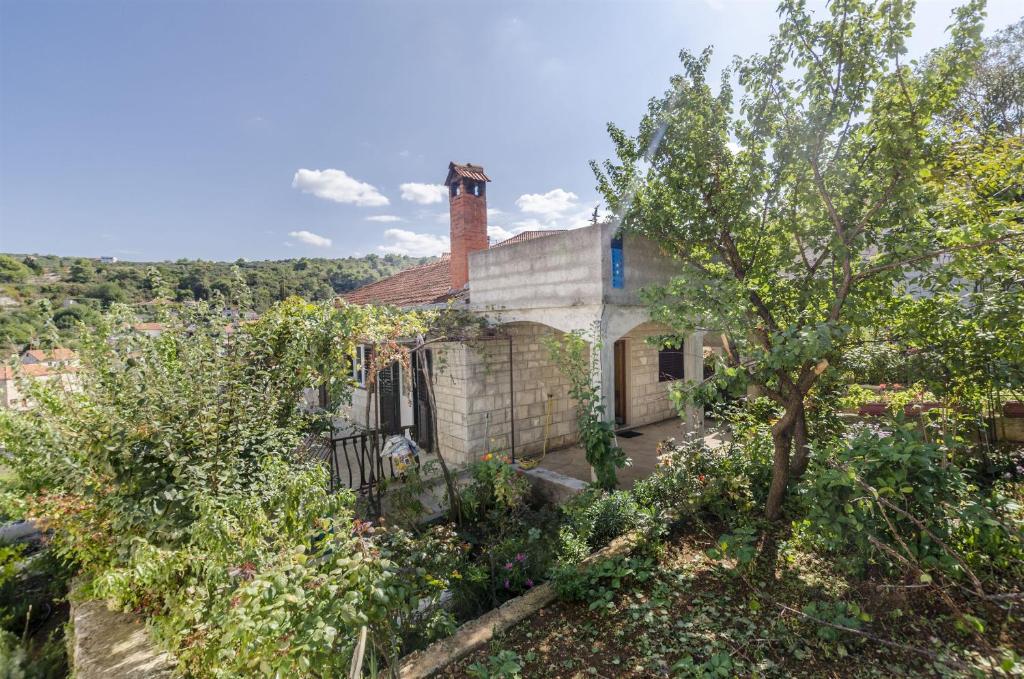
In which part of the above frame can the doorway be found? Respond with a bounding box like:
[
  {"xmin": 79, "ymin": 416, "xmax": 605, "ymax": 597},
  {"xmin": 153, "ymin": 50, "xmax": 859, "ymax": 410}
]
[{"xmin": 613, "ymin": 339, "xmax": 627, "ymax": 426}]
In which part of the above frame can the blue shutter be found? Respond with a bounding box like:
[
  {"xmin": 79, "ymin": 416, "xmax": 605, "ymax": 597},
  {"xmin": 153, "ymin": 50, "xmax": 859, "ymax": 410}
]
[{"xmin": 611, "ymin": 236, "xmax": 624, "ymax": 289}]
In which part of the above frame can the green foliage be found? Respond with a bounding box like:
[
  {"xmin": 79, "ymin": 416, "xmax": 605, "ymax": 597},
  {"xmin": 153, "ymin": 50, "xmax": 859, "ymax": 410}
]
[
  {"xmin": 633, "ymin": 434, "xmax": 767, "ymax": 520},
  {"xmin": 0, "ymin": 252, "xmax": 429, "ymax": 353},
  {"xmin": 553, "ymin": 553, "xmax": 657, "ymax": 612},
  {"xmin": 0, "ymin": 255, "xmax": 30, "ymax": 284},
  {"xmin": 544, "ymin": 331, "xmax": 628, "ymax": 490},
  {"xmin": 837, "ymin": 384, "xmax": 878, "ymax": 410},
  {"xmin": 50, "ymin": 304, "xmax": 98, "ymax": 330},
  {"xmin": 460, "ymin": 454, "xmax": 531, "ymax": 526},
  {"xmin": 706, "ymin": 525, "xmax": 760, "ymax": 572},
  {"xmin": 0, "ymin": 296, "xmax": 448, "ymax": 676},
  {"xmin": 592, "ymin": 0, "xmax": 1002, "ymax": 518},
  {"xmin": 449, "ymin": 456, "xmax": 557, "ymax": 614},
  {"xmin": 467, "ymin": 649, "xmax": 523, "ymax": 679},
  {"xmin": 0, "ymin": 544, "xmax": 72, "ymax": 679},
  {"xmin": 797, "ymin": 426, "xmax": 1024, "ymax": 583},
  {"xmin": 801, "ymin": 600, "xmax": 872, "ymax": 654},
  {"xmin": 936, "ymin": 18, "xmax": 1024, "ymax": 136}
]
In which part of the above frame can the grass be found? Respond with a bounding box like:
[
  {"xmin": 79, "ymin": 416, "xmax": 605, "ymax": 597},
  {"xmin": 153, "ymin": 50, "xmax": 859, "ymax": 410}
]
[{"xmin": 442, "ymin": 521, "xmax": 1023, "ymax": 678}]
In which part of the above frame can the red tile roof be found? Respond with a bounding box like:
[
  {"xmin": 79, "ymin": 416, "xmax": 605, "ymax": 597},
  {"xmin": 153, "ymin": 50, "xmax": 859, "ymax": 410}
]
[
  {"xmin": 445, "ymin": 162, "xmax": 490, "ymax": 185},
  {"xmin": 341, "ymin": 230, "xmax": 567, "ymax": 308},
  {"xmin": 131, "ymin": 322, "xmax": 165, "ymax": 332},
  {"xmin": 1, "ymin": 363, "xmax": 78, "ymax": 380},
  {"xmin": 341, "ymin": 254, "xmax": 458, "ymax": 307},
  {"xmin": 21, "ymin": 347, "xmax": 77, "ymax": 362},
  {"xmin": 492, "ymin": 230, "xmax": 566, "ymax": 248}
]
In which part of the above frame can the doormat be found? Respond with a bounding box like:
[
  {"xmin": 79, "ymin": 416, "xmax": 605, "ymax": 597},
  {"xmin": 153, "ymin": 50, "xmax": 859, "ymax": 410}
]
[{"xmin": 617, "ymin": 430, "xmax": 643, "ymax": 438}]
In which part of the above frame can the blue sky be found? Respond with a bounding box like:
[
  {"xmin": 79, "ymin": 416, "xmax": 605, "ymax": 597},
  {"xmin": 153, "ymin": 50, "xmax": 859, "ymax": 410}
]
[{"xmin": 1, "ymin": 0, "xmax": 1020, "ymax": 262}]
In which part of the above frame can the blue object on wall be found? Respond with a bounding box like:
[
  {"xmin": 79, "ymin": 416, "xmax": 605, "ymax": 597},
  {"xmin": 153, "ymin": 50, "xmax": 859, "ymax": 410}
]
[{"xmin": 611, "ymin": 235, "xmax": 624, "ymax": 289}]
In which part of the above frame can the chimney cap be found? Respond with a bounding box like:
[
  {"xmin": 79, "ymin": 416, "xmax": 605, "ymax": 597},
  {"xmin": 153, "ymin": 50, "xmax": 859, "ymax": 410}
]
[{"xmin": 445, "ymin": 162, "xmax": 491, "ymax": 186}]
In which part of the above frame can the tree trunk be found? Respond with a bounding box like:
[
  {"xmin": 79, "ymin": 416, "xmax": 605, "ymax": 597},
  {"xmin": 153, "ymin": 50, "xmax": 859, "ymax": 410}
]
[
  {"xmin": 765, "ymin": 396, "xmax": 803, "ymax": 520},
  {"xmin": 788, "ymin": 402, "xmax": 810, "ymax": 477},
  {"xmin": 765, "ymin": 424, "xmax": 792, "ymax": 520}
]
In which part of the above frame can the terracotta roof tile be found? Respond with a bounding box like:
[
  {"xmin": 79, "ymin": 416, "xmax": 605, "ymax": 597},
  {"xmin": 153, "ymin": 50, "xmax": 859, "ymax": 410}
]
[
  {"xmin": 341, "ymin": 255, "xmax": 456, "ymax": 307},
  {"xmin": 445, "ymin": 162, "xmax": 490, "ymax": 185},
  {"xmin": 492, "ymin": 230, "xmax": 566, "ymax": 248},
  {"xmin": 341, "ymin": 230, "xmax": 568, "ymax": 308},
  {"xmin": 1, "ymin": 363, "xmax": 78, "ymax": 380},
  {"xmin": 22, "ymin": 347, "xmax": 77, "ymax": 362}
]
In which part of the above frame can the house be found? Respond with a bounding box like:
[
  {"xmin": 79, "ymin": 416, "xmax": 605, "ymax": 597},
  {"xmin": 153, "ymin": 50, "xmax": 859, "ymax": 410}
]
[
  {"xmin": 340, "ymin": 162, "xmax": 705, "ymax": 468},
  {"xmin": 1, "ymin": 363, "xmax": 78, "ymax": 411},
  {"xmin": 131, "ymin": 322, "xmax": 165, "ymax": 337},
  {"xmin": 19, "ymin": 347, "xmax": 78, "ymax": 367}
]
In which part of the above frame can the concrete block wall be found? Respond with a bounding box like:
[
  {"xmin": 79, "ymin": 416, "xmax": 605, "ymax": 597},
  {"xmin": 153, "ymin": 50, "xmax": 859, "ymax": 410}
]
[{"xmin": 620, "ymin": 322, "xmax": 682, "ymax": 427}]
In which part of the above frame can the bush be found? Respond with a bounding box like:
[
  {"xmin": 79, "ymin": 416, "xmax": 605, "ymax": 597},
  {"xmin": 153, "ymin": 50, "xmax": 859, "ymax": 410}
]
[
  {"xmin": 0, "ymin": 297, "xmax": 443, "ymax": 675},
  {"xmin": 797, "ymin": 426, "xmax": 1024, "ymax": 584},
  {"xmin": 632, "ymin": 434, "xmax": 766, "ymax": 519}
]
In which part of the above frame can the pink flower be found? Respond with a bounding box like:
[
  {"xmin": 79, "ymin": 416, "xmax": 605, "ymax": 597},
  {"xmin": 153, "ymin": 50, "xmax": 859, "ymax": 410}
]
[
  {"xmin": 515, "ymin": 552, "xmax": 526, "ymax": 562},
  {"xmin": 525, "ymin": 579, "xmax": 534, "ymax": 588},
  {"xmin": 504, "ymin": 562, "xmax": 514, "ymax": 570},
  {"xmin": 504, "ymin": 579, "xmax": 510, "ymax": 589}
]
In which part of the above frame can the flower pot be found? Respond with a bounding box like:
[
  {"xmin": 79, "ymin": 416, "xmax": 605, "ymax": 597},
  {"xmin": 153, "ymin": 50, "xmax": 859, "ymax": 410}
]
[
  {"xmin": 1004, "ymin": 402, "xmax": 1024, "ymax": 418},
  {"xmin": 858, "ymin": 402, "xmax": 887, "ymax": 417},
  {"xmin": 904, "ymin": 402, "xmax": 942, "ymax": 417}
]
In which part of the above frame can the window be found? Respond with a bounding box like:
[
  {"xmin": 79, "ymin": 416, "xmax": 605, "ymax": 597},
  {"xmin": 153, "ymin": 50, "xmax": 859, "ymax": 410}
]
[
  {"xmin": 658, "ymin": 345, "xmax": 685, "ymax": 382},
  {"xmin": 352, "ymin": 345, "xmax": 368, "ymax": 387}
]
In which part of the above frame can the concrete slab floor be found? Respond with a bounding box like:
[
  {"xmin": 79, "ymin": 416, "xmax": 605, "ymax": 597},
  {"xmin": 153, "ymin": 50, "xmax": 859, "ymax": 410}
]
[{"xmin": 529, "ymin": 418, "xmax": 727, "ymax": 490}]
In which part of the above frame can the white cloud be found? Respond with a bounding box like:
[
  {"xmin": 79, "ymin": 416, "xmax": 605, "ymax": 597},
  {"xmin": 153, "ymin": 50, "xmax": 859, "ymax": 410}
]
[
  {"xmin": 292, "ymin": 169, "xmax": 389, "ymax": 207},
  {"xmin": 488, "ymin": 225, "xmax": 515, "ymax": 243},
  {"xmin": 377, "ymin": 229, "xmax": 450, "ymax": 257},
  {"xmin": 400, "ymin": 182, "xmax": 448, "ymax": 205},
  {"xmin": 288, "ymin": 230, "xmax": 332, "ymax": 248},
  {"xmin": 366, "ymin": 215, "xmax": 403, "ymax": 223},
  {"xmin": 515, "ymin": 188, "xmax": 579, "ymax": 217},
  {"xmin": 487, "ymin": 208, "xmax": 504, "ymax": 218},
  {"xmin": 503, "ymin": 203, "xmax": 608, "ymax": 234}
]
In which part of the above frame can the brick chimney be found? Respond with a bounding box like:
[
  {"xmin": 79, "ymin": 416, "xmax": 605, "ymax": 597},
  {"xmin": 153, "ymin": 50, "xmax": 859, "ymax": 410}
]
[{"xmin": 444, "ymin": 162, "xmax": 490, "ymax": 291}]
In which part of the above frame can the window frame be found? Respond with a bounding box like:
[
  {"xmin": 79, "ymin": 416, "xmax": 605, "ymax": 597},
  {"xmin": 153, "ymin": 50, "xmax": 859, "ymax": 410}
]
[
  {"xmin": 352, "ymin": 345, "xmax": 368, "ymax": 388},
  {"xmin": 657, "ymin": 344, "xmax": 685, "ymax": 382}
]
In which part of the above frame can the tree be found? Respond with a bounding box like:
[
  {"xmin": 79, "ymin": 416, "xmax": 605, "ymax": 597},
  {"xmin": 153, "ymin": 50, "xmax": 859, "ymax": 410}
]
[
  {"xmin": 85, "ymin": 282, "xmax": 125, "ymax": 308},
  {"xmin": 52, "ymin": 304, "xmax": 98, "ymax": 330},
  {"xmin": 936, "ymin": 18, "xmax": 1023, "ymax": 136},
  {"xmin": 67, "ymin": 259, "xmax": 94, "ymax": 283},
  {"xmin": 593, "ymin": 0, "xmax": 1010, "ymax": 518},
  {"xmin": 0, "ymin": 255, "xmax": 30, "ymax": 283}
]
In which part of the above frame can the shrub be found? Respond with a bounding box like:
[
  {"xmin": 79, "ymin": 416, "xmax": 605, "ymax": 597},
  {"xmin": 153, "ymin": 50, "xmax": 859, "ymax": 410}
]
[
  {"xmin": 797, "ymin": 426, "xmax": 1024, "ymax": 584},
  {"xmin": 632, "ymin": 434, "xmax": 766, "ymax": 519},
  {"xmin": 460, "ymin": 455, "xmax": 531, "ymax": 527},
  {"xmin": 544, "ymin": 332, "xmax": 628, "ymax": 490},
  {"xmin": 0, "ymin": 297, "xmax": 443, "ymax": 675}
]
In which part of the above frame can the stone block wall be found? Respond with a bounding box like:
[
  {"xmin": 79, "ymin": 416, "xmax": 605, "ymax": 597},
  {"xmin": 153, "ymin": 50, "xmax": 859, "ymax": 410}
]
[
  {"xmin": 429, "ymin": 324, "xmax": 582, "ymax": 467},
  {"xmin": 997, "ymin": 416, "xmax": 1024, "ymax": 443}
]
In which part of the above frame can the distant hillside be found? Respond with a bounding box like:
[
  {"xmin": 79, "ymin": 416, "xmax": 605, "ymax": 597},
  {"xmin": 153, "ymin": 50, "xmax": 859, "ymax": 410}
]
[{"xmin": 0, "ymin": 252, "xmax": 427, "ymax": 353}]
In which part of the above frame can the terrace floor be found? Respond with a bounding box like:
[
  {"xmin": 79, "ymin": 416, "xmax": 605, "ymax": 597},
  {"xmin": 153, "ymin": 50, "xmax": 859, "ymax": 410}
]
[{"xmin": 531, "ymin": 417, "xmax": 728, "ymax": 490}]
